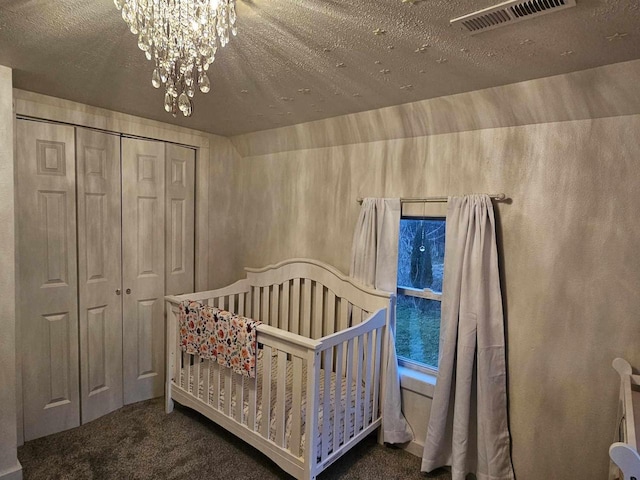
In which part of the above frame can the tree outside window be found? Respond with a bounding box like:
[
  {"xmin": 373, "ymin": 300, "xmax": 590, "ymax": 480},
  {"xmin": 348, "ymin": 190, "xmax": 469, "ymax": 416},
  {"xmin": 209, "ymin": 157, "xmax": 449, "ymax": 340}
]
[{"xmin": 396, "ymin": 218, "xmax": 446, "ymax": 369}]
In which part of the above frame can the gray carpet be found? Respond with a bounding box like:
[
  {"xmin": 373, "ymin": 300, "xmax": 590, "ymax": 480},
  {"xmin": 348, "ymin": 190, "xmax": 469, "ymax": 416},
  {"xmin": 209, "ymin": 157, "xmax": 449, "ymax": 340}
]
[{"xmin": 18, "ymin": 398, "xmax": 452, "ymax": 480}]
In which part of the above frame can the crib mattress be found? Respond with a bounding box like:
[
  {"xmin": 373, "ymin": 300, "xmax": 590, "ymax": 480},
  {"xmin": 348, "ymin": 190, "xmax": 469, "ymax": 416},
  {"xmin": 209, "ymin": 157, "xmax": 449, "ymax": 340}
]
[{"xmin": 179, "ymin": 351, "xmax": 373, "ymax": 459}]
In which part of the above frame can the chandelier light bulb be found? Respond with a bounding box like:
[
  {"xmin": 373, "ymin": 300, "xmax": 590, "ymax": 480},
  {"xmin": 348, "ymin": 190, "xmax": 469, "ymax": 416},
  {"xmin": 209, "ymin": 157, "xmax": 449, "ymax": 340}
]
[{"xmin": 114, "ymin": 0, "xmax": 237, "ymax": 118}]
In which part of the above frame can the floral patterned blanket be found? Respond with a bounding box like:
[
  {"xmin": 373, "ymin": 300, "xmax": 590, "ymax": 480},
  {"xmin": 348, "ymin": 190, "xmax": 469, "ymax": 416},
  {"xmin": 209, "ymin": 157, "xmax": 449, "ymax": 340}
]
[{"xmin": 178, "ymin": 300, "xmax": 261, "ymax": 378}]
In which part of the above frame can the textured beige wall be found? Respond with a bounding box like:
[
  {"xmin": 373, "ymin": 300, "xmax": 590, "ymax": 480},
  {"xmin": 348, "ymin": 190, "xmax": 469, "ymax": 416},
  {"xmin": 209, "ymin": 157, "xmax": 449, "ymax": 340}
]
[
  {"xmin": 0, "ymin": 67, "xmax": 21, "ymax": 479},
  {"xmin": 232, "ymin": 59, "xmax": 640, "ymax": 157},
  {"xmin": 207, "ymin": 134, "xmax": 246, "ymax": 289},
  {"xmin": 211, "ymin": 61, "xmax": 640, "ymax": 480}
]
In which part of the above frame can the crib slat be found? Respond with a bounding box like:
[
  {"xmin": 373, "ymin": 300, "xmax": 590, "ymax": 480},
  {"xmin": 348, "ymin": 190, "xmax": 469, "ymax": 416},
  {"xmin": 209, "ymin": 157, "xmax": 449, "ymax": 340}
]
[
  {"xmin": 355, "ymin": 336, "xmax": 364, "ymax": 433},
  {"xmin": 325, "ymin": 290, "xmax": 336, "ymax": 336},
  {"xmin": 247, "ymin": 289, "xmax": 253, "ymax": 318},
  {"xmin": 301, "ymin": 280, "xmax": 311, "ymax": 337},
  {"xmin": 349, "ymin": 310, "xmax": 362, "ymax": 388},
  {"xmin": 253, "ymin": 287, "xmax": 260, "ymax": 321},
  {"xmin": 322, "ymin": 348, "xmax": 333, "ymax": 460},
  {"xmin": 238, "ymin": 292, "xmax": 245, "ymax": 316},
  {"xmin": 363, "ymin": 332, "xmax": 373, "ymax": 427},
  {"xmin": 313, "ymin": 283, "xmax": 323, "ymax": 340},
  {"xmin": 271, "ymin": 285, "xmax": 280, "ymax": 329},
  {"xmin": 333, "ymin": 343, "xmax": 344, "ymax": 451},
  {"xmin": 372, "ymin": 328, "xmax": 382, "ymax": 420},
  {"xmin": 337, "ymin": 300, "xmax": 348, "ymax": 375},
  {"xmin": 194, "ymin": 355, "xmax": 201, "ymax": 399},
  {"xmin": 202, "ymin": 359, "xmax": 211, "ymax": 404},
  {"xmin": 248, "ymin": 372, "xmax": 257, "ymax": 431},
  {"xmin": 291, "ymin": 278, "xmax": 301, "ymax": 334},
  {"xmin": 276, "ymin": 351, "xmax": 287, "ymax": 447},
  {"xmin": 228, "ymin": 294, "xmax": 236, "ymax": 314},
  {"xmin": 352, "ymin": 306, "xmax": 363, "ymax": 327},
  {"xmin": 291, "ymin": 356, "xmax": 303, "ymax": 457},
  {"xmin": 339, "ymin": 298, "xmax": 349, "ymax": 332},
  {"xmin": 261, "ymin": 346, "xmax": 272, "ymax": 439},
  {"xmin": 210, "ymin": 360, "xmax": 219, "ymax": 409},
  {"xmin": 238, "ymin": 374, "xmax": 246, "ymax": 423},
  {"xmin": 224, "ymin": 367, "xmax": 233, "ymax": 416},
  {"xmin": 262, "ymin": 286, "xmax": 270, "ymax": 326},
  {"xmin": 344, "ymin": 338, "xmax": 354, "ymax": 443},
  {"xmin": 281, "ymin": 281, "xmax": 290, "ymax": 332},
  {"xmin": 182, "ymin": 351, "xmax": 189, "ymax": 390}
]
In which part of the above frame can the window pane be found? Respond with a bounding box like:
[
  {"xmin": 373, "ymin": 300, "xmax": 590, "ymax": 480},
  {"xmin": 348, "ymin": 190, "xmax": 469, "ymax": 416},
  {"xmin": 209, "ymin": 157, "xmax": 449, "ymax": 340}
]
[
  {"xmin": 397, "ymin": 219, "xmax": 446, "ymax": 292},
  {"xmin": 395, "ymin": 294, "xmax": 440, "ymax": 368}
]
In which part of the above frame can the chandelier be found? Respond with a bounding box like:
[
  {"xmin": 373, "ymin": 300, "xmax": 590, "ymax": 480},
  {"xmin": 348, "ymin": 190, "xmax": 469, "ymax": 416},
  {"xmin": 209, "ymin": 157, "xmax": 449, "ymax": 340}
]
[{"xmin": 114, "ymin": 0, "xmax": 237, "ymax": 117}]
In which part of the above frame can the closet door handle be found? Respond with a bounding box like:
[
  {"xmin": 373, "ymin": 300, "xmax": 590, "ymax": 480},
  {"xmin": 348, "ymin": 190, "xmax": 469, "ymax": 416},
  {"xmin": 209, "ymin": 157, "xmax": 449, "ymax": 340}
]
[
  {"xmin": 115, "ymin": 289, "xmax": 121, "ymax": 296},
  {"xmin": 126, "ymin": 288, "xmax": 132, "ymax": 295}
]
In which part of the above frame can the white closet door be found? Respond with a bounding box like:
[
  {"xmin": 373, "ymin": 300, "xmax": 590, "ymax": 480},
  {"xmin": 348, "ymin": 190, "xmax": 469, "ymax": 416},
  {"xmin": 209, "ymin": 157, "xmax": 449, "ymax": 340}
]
[
  {"xmin": 16, "ymin": 120, "xmax": 80, "ymax": 441},
  {"xmin": 121, "ymin": 137, "xmax": 166, "ymax": 404},
  {"xmin": 165, "ymin": 144, "xmax": 195, "ymax": 296},
  {"xmin": 76, "ymin": 128, "xmax": 123, "ymax": 423}
]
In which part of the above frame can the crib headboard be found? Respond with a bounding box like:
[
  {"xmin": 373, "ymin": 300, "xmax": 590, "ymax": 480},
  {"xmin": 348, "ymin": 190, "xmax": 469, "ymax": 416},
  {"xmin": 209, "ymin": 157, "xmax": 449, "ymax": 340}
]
[
  {"xmin": 174, "ymin": 258, "xmax": 394, "ymax": 339},
  {"xmin": 244, "ymin": 258, "xmax": 393, "ymax": 339},
  {"xmin": 167, "ymin": 257, "xmax": 394, "ymax": 345}
]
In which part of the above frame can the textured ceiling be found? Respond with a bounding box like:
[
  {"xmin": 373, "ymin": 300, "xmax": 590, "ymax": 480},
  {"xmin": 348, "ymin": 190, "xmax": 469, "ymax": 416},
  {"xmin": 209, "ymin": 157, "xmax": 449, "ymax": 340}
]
[{"xmin": 0, "ymin": 0, "xmax": 639, "ymax": 136}]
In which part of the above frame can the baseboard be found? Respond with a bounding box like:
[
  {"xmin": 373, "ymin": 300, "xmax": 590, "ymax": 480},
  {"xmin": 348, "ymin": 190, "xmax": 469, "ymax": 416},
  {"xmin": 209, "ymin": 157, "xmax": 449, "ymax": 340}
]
[
  {"xmin": 0, "ymin": 461, "xmax": 23, "ymax": 480},
  {"xmin": 401, "ymin": 440, "xmax": 424, "ymax": 458}
]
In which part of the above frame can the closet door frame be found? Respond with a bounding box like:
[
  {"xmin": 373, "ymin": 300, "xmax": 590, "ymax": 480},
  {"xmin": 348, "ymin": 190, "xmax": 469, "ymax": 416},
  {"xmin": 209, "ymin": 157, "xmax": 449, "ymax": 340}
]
[{"xmin": 14, "ymin": 91, "xmax": 210, "ymax": 444}]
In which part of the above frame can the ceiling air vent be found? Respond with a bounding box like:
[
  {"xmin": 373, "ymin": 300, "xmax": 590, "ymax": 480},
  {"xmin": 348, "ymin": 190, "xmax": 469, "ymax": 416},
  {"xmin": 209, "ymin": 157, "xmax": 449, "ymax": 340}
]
[{"xmin": 451, "ymin": 0, "xmax": 577, "ymax": 35}]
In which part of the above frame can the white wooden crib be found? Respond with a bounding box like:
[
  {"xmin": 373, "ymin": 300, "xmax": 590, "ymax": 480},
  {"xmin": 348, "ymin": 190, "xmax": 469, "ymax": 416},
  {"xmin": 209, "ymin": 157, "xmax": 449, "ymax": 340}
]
[
  {"xmin": 610, "ymin": 358, "xmax": 640, "ymax": 480},
  {"xmin": 165, "ymin": 258, "xmax": 395, "ymax": 480}
]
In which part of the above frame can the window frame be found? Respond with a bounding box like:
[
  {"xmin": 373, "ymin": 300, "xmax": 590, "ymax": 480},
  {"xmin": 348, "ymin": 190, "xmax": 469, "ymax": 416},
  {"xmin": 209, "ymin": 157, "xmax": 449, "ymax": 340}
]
[{"xmin": 395, "ymin": 215, "xmax": 446, "ymax": 375}]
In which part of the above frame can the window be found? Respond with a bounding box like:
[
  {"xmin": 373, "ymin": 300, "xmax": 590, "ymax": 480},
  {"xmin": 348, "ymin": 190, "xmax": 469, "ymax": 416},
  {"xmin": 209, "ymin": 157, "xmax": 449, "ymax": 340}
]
[{"xmin": 395, "ymin": 217, "xmax": 446, "ymax": 371}]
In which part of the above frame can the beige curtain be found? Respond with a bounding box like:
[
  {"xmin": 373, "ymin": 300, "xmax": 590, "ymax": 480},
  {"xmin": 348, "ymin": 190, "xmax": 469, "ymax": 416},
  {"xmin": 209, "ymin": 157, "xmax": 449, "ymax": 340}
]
[
  {"xmin": 421, "ymin": 195, "xmax": 514, "ymax": 480},
  {"xmin": 350, "ymin": 198, "xmax": 413, "ymax": 444}
]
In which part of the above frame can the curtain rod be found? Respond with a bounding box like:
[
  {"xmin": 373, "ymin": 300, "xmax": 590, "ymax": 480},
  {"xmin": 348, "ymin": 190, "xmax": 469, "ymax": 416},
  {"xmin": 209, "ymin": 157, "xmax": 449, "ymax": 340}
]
[{"xmin": 356, "ymin": 193, "xmax": 506, "ymax": 204}]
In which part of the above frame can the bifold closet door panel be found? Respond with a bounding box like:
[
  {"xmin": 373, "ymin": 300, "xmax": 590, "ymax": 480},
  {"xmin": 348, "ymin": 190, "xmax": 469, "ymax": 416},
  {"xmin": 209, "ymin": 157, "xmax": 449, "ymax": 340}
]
[
  {"xmin": 165, "ymin": 144, "xmax": 195, "ymax": 296},
  {"xmin": 16, "ymin": 120, "xmax": 80, "ymax": 441},
  {"xmin": 76, "ymin": 128, "xmax": 123, "ymax": 423},
  {"xmin": 121, "ymin": 137, "xmax": 166, "ymax": 405}
]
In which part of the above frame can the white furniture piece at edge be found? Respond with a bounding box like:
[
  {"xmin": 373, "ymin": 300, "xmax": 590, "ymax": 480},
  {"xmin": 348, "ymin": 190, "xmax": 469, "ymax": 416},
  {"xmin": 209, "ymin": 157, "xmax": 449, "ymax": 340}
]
[
  {"xmin": 165, "ymin": 258, "xmax": 395, "ymax": 480},
  {"xmin": 610, "ymin": 358, "xmax": 640, "ymax": 480}
]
